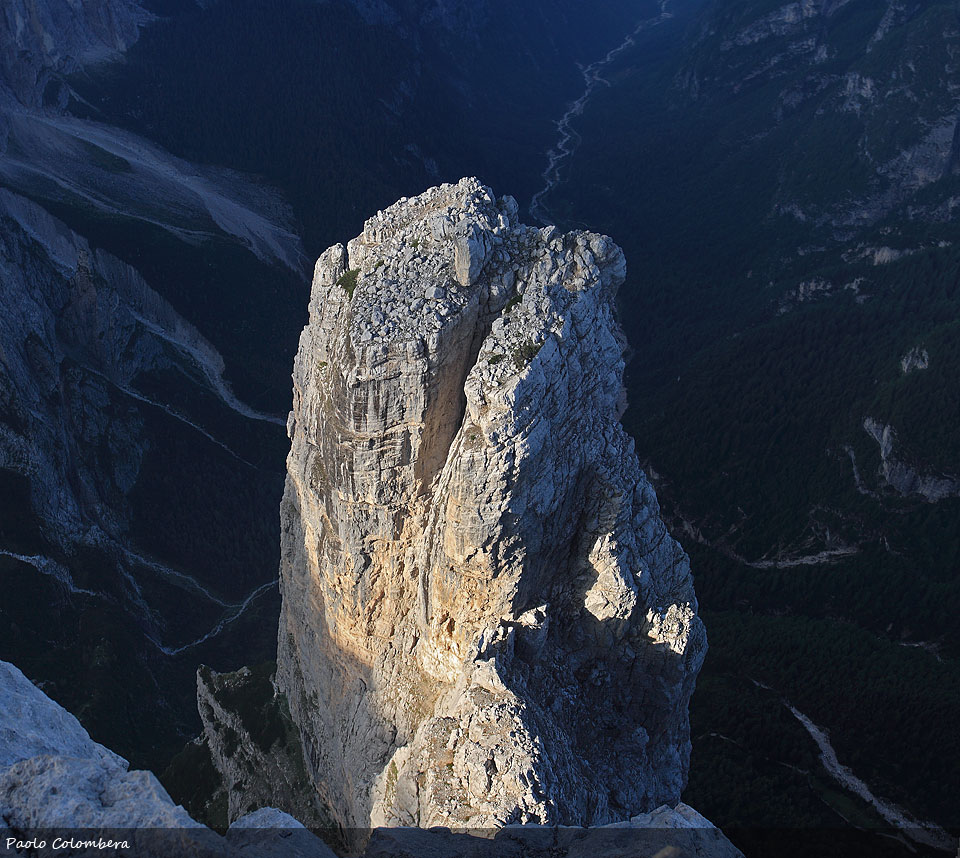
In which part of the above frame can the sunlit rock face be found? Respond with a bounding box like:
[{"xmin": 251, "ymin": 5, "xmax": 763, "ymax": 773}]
[{"xmin": 277, "ymin": 178, "xmax": 706, "ymax": 830}]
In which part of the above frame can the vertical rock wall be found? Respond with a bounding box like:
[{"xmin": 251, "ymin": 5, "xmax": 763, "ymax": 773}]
[{"xmin": 277, "ymin": 178, "xmax": 706, "ymax": 830}]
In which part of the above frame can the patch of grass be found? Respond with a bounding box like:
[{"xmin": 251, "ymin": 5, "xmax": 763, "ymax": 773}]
[
  {"xmin": 210, "ymin": 661, "xmax": 287, "ymax": 754},
  {"xmin": 504, "ymin": 293, "xmax": 522, "ymax": 312},
  {"xmin": 336, "ymin": 268, "xmax": 360, "ymax": 299},
  {"xmin": 487, "ymin": 353, "xmax": 504, "ymax": 365},
  {"xmin": 385, "ymin": 759, "xmax": 399, "ymax": 805},
  {"xmin": 512, "ymin": 340, "xmax": 542, "ymax": 369}
]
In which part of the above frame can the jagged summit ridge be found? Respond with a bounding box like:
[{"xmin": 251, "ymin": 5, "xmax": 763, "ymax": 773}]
[{"xmin": 277, "ymin": 178, "xmax": 706, "ymax": 830}]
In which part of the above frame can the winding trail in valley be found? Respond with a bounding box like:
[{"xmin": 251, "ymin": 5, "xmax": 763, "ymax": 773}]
[
  {"xmin": 746, "ymin": 546, "xmax": 859, "ymax": 568},
  {"xmin": 129, "ymin": 310, "xmax": 285, "ymax": 427},
  {"xmin": 85, "ymin": 364, "xmax": 260, "ymax": 469},
  {"xmin": 0, "ymin": 550, "xmax": 96, "ymax": 597},
  {"xmin": 156, "ymin": 579, "xmax": 278, "ymax": 657},
  {"xmin": 120, "ymin": 547, "xmax": 279, "ymax": 656},
  {"xmin": 530, "ymin": 1, "xmax": 673, "ymax": 224},
  {"xmin": 749, "ymin": 679, "xmax": 952, "ymax": 850},
  {"xmin": 1, "ymin": 547, "xmax": 276, "ymax": 656},
  {"xmin": 671, "ymin": 504, "xmax": 860, "ymax": 568},
  {"xmin": 785, "ymin": 702, "xmax": 953, "ymax": 851},
  {"xmin": 123, "ymin": 548, "xmax": 240, "ymax": 608}
]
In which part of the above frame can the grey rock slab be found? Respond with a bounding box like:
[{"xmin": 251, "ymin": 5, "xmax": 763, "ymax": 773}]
[
  {"xmin": 0, "ymin": 662, "xmax": 122, "ymax": 770},
  {"xmin": 228, "ymin": 808, "xmax": 339, "ymax": 858}
]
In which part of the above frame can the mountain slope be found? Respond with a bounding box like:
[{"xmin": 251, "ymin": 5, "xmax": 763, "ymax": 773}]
[
  {"xmin": 0, "ymin": 0, "xmax": 300, "ymax": 769},
  {"xmin": 533, "ymin": 0, "xmax": 960, "ymax": 852}
]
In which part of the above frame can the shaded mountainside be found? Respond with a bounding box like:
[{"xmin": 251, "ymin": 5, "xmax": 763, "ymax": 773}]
[
  {"xmin": 72, "ymin": 0, "xmax": 661, "ymax": 258},
  {"xmin": 1, "ymin": 1, "xmax": 955, "ymax": 854},
  {"xmin": 0, "ymin": 3, "xmax": 304, "ymax": 774},
  {"xmin": 0, "ymin": 0, "xmax": 151, "ymax": 109},
  {"xmin": 0, "ymin": 188, "xmax": 286, "ymax": 771},
  {"xmin": 532, "ymin": 0, "xmax": 960, "ymax": 852}
]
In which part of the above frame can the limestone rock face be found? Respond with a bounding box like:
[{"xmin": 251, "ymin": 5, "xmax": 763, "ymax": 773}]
[
  {"xmin": 278, "ymin": 179, "xmax": 706, "ymax": 827},
  {"xmin": 277, "ymin": 178, "xmax": 707, "ymax": 830}
]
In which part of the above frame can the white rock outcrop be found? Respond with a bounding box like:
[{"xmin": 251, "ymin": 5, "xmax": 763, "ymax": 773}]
[
  {"xmin": 0, "ymin": 659, "xmax": 204, "ymax": 834},
  {"xmin": 864, "ymin": 417, "xmax": 960, "ymax": 502},
  {"xmin": 0, "ymin": 661, "xmax": 122, "ymax": 771},
  {"xmin": 226, "ymin": 808, "xmax": 338, "ymax": 858},
  {"xmin": 1, "ymin": 659, "xmax": 338, "ymax": 856},
  {"xmin": 277, "ymin": 178, "xmax": 707, "ymax": 831},
  {"xmin": 900, "ymin": 346, "xmax": 929, "ymax": 375}
]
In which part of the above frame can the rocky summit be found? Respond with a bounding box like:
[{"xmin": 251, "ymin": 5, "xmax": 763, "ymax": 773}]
[{"xmin": 277, "ymin": 178, "xmax": 707, "ymax": 830}]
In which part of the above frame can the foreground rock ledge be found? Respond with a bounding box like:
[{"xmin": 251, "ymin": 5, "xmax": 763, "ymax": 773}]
[
  {"xmin": 1, "ymin": 657, "xmax": 741, "ymax": 857},
  {"xmin": 277, "ymin": 178, "xmax": 707, "ymax": 830}
]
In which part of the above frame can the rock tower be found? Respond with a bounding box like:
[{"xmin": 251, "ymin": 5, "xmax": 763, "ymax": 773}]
[{"xmin": 277, "ymin": 178, "xmax": 706, "ymax": 830}]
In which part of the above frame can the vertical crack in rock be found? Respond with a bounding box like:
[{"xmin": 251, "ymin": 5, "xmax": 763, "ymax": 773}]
[{"xmin": 277, "ymin": 178, "xmax": 706, "ymax": 832}]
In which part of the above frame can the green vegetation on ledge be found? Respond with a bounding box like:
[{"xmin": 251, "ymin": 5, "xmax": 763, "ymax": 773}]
[{"xmin": 337, "ymin": 267, "xmax": 360, "ymax": 299}]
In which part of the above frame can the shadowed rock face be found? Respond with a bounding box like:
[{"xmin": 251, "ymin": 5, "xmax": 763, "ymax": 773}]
[
  {"xmin": 0, "ymin": 0, "xmax": 151, "ymax": 108},
  {"xmin": 277, "ymin": 178, "xmax": 706, "ymax": 830},
  {"xmin": 863, "ymin": 417, "xmax": 960, "ymax": 502}
]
